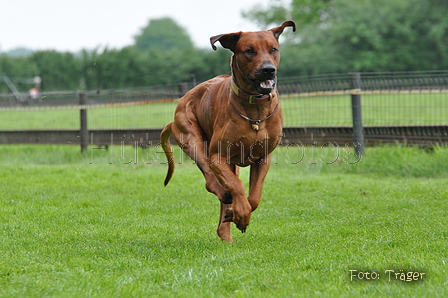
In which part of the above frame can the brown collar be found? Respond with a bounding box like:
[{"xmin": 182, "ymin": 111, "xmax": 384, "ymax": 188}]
[{"xmin": 231, "ymin": 79, "xmax": 275, "ymax": 104}]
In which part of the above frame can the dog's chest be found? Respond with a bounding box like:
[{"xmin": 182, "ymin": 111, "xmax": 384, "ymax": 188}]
[{"xmin": 221, "ymin": 126, "xmax": 282, "ymax": 166}]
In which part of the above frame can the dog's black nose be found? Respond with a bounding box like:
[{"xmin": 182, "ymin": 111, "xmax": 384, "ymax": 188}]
[{"xmin": 261, "ymin": 64, "xmax": 276, "ymax": 76}]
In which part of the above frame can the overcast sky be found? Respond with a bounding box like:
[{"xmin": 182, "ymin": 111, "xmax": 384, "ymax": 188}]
[{"xmin": 1, "ymin": 0, "xmax": 277, "ymax": 53}]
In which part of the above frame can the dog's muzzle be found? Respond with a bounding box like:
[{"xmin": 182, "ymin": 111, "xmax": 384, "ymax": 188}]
[{"xmin": 249, "ymin": 64, "xmax": 277, "ymax": 94}]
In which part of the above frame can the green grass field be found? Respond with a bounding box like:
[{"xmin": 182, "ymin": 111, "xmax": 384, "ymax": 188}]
[
  {"xmin": 0, "ymin": 145, "xmax": 447, "ymax": 297},
  {"xmin": 0, "ymin": 93, "xmax": 446, "ymax": 130}
]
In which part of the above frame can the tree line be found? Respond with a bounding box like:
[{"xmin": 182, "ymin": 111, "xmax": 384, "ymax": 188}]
[
  {"xmin": 245, "ymin": 0, "xmax": 448, "ymax": 76},
  {"xmin": 0, "ymin": 17, "xmax": 233, "ymax": 92},
  {"xmin": 0, "ymin": 45, "xmax": 233, "ymax": 92},
  {"xmin": 1, "ymin": 0, "xmax": 447, "ymax": 92}
]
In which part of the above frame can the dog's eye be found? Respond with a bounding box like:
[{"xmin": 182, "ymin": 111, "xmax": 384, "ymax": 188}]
[
  {"xmin": 271, "ymin": 48, "xmax": 278, "ymax": 54},
  {"xmin": 244, "ymin": 48, "xmax": 256, "ymax": 55}
]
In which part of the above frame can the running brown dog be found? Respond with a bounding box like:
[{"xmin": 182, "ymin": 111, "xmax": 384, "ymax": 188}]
[{"xmin": 160, "ymin": 21, "xmax": 296, "ymax": 242}]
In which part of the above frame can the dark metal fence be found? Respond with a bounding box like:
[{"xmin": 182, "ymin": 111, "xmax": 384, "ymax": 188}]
[
  {"xmin": 0, "ymin": 71, "xmax": 447, "ymax": 148},
  {"xmin": 279, "ymin": 70, "xmax": 448, "ymax": 93},
  {"xmin": 0, "ymin": 82, "xmax": 194, "ymax": 107}
]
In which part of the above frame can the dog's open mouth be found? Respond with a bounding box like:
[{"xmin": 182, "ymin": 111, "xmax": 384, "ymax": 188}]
[
  {"xmin": 260, "ymin": 79, "xmax": 275, "ymax": 89},
  {"xmin": 249, "ymin": 78, "xmax": 277, "ymax": 94}
]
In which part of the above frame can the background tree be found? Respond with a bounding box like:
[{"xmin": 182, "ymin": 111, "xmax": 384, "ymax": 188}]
[
  {"xmin": 328, "ymin": 0, "xmax": 448, "ymax": 71},
  {"xmin": 133, "ymin": 17, "xmax": 194, "ymax": 51},
  {"xmin": 28, "ymin": 51, "xmax": 81, "ymax": 90},
  {"xmin": 2, "ymin": 1, "xmax": 447, "ymax": 92},
  {"xmin": 81, "ymin": 46, "xmax": 148, "ymax": 89},
  {"xmin": 5, "ymin": 47, "xmax": 34, "ymax": 58},
  {"xmin": 244, "ymin": 0, "xmax": 448, "ymax": 74},
  {"xmin": 0, "ymin": 54, "xmax": 39, "ymax": 92},
  {"xmin": 243, "ymin": 0, "xmax": 341, "ymax": 45}
]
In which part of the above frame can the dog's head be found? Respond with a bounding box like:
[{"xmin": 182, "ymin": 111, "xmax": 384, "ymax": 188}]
[{"xmin": 210, "ymin": 20, "xmax": 296, "ymax": 95}]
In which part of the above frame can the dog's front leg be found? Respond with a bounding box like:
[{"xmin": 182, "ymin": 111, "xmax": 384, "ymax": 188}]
[
  {"xmin": 209, "ymin": 155, "xmax": 252, "ymax": 233},
  {"xmin": 247, "ymin": 154, "xmax": 272, "ymax": 211}
]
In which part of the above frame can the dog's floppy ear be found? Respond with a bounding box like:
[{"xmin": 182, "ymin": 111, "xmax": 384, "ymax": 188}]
[
  {"xmin": 269, "ymin": 20, "xmax": 296, "ymax": 40},
  {"xmin": 210, "ymin": 32, "xmax": 242, "ymax": 52}
]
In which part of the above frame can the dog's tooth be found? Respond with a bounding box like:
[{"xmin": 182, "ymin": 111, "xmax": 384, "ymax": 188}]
[
  {"xmin": 260, "ymin": 80, "xmax": 270, "ymax": 88},
  {"xmin": 260, "ymin": 80, "xmax": 274, "ymax": 88}
]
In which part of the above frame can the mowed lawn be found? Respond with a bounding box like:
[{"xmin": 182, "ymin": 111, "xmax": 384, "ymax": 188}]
[
  {"xmin": 0, "ymin": 145, "xmax": 447, "ymax": 297},
  {"xmin": 0, "ymin": 93, "xmax": 446, "ymax": 130}
]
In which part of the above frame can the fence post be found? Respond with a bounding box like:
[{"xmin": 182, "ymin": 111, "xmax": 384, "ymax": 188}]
[
  {"xmin": 79, "ymin": 92, "xmax": 89, "ymax": 153},
  {"xmin": 191, "ymin": 74, "xmax": 197, "ymax": 87},
  {"xmin": 350, "ymin": 72, "xmax": 365, "ymax": 156},
  {"xmin": 178, "ymin": 82, "xmax": 189, "ymax": 98}
]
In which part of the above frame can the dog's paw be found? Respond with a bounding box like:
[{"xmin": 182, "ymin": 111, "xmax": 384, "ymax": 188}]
[{"xmin": 232, "ymin": 203, "xmax": 252, "ymax": 232}]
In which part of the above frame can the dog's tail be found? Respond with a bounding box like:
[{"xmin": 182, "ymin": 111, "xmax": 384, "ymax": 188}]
[{"xmin": 160, "ymin": 122, "xmax": 175, "ymax": 186}]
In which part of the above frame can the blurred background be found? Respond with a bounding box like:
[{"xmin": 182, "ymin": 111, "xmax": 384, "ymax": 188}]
[{"xmin": 1, "ymin": 0, "xmax": 447, "ymax": 147}]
